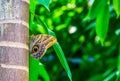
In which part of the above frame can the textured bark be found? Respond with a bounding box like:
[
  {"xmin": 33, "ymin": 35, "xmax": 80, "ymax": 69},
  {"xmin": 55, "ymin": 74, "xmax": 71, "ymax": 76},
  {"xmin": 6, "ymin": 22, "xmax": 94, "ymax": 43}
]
[{"xmin": 0, "ymin": 0, "xmax": 29, "ymax": 81}]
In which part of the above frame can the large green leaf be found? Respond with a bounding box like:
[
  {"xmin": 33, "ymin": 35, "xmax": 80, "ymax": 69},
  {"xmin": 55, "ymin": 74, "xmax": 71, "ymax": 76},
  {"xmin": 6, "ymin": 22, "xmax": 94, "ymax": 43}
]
[
  {"xmin": 113, "ymin": 0, "xmax": 120, "ymax": 17},
  {"xmin": 37, "ymin": 0, "xmax": 51, "ymax": 11},
  {"xmin": 96, "ymin": 4, "xmax": 110, "ymax": 45},
  {"xmin": 53, "ymin": 43, "xmax": 72, "ymax": 81}
]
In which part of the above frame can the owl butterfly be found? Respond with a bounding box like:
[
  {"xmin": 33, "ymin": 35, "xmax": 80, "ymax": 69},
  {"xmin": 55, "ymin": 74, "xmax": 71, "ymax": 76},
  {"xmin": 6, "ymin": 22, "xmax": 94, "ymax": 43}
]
[{"xmin": 30, "ymin": 34, "xmax": 57, "ymax": 59}]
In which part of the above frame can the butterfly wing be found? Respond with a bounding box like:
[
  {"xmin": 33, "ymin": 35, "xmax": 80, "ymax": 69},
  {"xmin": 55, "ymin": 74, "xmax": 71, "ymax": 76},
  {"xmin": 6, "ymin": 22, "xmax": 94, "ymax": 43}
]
[{"xmin": 30, "ymin": 34, "xmax": 56, "ymax": 59}]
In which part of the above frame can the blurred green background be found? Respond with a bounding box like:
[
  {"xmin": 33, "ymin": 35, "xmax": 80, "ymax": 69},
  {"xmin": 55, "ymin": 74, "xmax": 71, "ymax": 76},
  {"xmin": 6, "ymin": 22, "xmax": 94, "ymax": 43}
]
[{"xmin": 30, "ymin": 0, "xmax": 120, "ymax": 81}]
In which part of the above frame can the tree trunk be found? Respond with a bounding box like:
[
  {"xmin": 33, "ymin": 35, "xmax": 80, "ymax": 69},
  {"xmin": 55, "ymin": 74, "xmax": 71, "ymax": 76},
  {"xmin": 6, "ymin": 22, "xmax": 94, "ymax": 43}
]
[{"xmin": 0, "ymin": 0, "xmax": 29, "ymax": 81}]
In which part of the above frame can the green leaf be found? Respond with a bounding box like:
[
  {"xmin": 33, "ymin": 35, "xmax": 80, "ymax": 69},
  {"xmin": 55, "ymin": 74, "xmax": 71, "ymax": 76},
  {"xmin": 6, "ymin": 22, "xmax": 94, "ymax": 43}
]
[
  {"xmin": 113, "ymin": 0, "xmax": 120, "ymax": 18},
  {"xmin": 95, "ymin": 4, "xmax": 110, "ymax": 45},
  {"xmin": 37, "ymin": 0, "xmax": 51, "ymax": 11},
  {"xmin": 53, "ymin": 43, "xmax": 72, "ymax": 81},
  {"xmin": 29, "ymin": 56, "xmax": 50, "ymax": 81},
  {"xmin": 30, "ymin": 0, "xmax": 36, "ymax": 13}
]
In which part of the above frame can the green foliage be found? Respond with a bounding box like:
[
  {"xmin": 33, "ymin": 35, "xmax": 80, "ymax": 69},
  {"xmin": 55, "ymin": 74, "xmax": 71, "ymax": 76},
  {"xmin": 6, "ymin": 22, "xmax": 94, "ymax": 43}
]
[
  {"xmin": 113, "ymin": 0, "xmax": 120, "ymax": 17},
  {"xmin": 86, "ymin": 0, "xmax": 109, "ymax": 45},
  {"xmin": 29, "ymin": 0, "xmax": 120, "ymax": 81},
  {"xmin": 96, "ymin": 3, "xmax": 110, "ymax": 45},
  {"xmin": 30, "ymin": 0, "xmax": 72, "ymax": 81},
  {"xmin": 36, "ymin": 15, "xmax": 72, "ymax": 81}
]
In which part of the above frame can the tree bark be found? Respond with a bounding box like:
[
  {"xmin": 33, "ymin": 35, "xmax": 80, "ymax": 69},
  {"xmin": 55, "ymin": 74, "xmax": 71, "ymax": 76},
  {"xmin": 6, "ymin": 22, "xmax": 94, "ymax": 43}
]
[{"xmin": 0, "ymin": 0, "xmax": 29, "ymax": 81}]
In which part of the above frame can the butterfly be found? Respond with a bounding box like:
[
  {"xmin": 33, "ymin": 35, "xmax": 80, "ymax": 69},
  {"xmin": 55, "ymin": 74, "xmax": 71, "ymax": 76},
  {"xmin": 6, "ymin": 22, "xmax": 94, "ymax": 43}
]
[{"xmin": 30, "ymin": 34, "xmax": 57, "ymax": 59}]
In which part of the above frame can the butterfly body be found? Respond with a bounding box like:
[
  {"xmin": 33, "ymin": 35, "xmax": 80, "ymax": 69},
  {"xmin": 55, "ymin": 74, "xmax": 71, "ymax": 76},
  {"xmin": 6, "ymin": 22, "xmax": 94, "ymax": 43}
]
[{"xmin": 30, "ymin": 34, "xmax": 56, "ymax": 59}]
